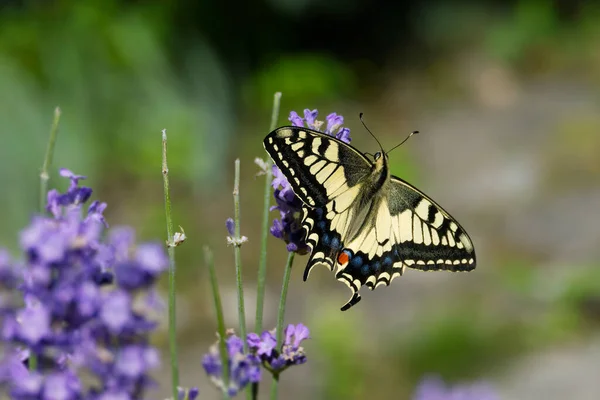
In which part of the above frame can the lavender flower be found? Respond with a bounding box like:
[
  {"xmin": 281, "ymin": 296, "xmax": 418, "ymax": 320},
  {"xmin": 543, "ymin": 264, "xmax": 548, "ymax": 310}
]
[
  {"xmin": 247, "ymin": 323, "xmax": 309, "ymax": 375},
  {"xmin": 413, "ymin": 376, "xmax": 499, "ymax": 400},
  {"xmin": 202, "ymin": 333, "xmax": 261, "ymax": 396},
  {"xmin": 0, "ymin": 168, "xmax": 168, "ymax": 399},
  {"xmin": 225, "ymin": 217, "xmax": 248, "ymax": 247},
  {"xmin": 270, "ymin": 109, "xmax": 352, "ymax": 253},
  {"xmin": 176, "ymin": 386, "xmax": 199, "ymax": 400}
]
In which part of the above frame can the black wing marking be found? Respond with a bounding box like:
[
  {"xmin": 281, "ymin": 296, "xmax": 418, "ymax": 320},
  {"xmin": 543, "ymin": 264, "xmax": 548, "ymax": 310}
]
[{"xmin": 263, "ymin": 127, "xmax": 371, "ymax": 207}]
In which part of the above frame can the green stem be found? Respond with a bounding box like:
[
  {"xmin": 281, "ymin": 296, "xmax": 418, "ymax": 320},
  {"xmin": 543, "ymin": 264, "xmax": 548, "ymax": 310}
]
[
  {"xmin": 204, "ymin": 246, "xmax": 230, "ymax": 399},
  {"xmin": 162, "ymin": 129, "xmax": 180, "ymax": 400},
  {"xmin": 269, "ymin": 252, "xmax": 296, "ymax": 400},
  {"xmin": 39, "ymin": 106, "xmax": 61, "ymax": 214},
  {"xmin": 233, "ymin": 159, "xmax": 250, "ymax": 400},
  {"xmin": 30, "ymin": 106, "xmax": 62, "ymax": 372},
  {"xmin": 255, "ymin": 91, "xmax": 282, "ymax": 334},
  {"xmin": 233, "ymin": 159, "xmax": 247, "ymax": 345}
]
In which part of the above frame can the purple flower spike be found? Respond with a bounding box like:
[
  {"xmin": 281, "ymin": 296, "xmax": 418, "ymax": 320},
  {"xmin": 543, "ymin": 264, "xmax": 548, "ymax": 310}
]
[
  {"xmin": 0, "ymin": 168, "xmax": 167, "ymax": 399},
  {"xmin": 246, "ymin": 323, "xmax": 310, "ymax": 375},
  {"xmin": 202, "ymin": 333, "xmax": 261, "ymax": 396},
  {"xmin": 270, "ymin": 109, "xmax": 352, "ymax": 253}
]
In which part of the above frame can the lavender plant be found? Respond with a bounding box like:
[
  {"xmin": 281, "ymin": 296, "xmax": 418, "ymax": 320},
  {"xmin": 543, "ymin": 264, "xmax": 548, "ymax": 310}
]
[{"xmin": 0, "ymin": 169, "xmax": 168, "ymax": 399}]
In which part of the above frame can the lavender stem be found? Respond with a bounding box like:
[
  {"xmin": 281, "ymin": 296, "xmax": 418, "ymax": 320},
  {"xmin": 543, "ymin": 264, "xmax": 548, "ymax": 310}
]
[
  {"xmin": 255, "ymin": 91, "xmax": 282, "ymax": 334},
  {"xmin": 204, "ymin": 246, "xmax": 230, "ymax": 399},
  {"xmin": 162, "ymin": 129, "xmax": 180, "ymax": 400},
  {"xmin": 270, "ymin": 251, "xmax": 295, "ymax": 400},
  {"xmin": 233, "ymin": 159, "xmax": 248, "ymax": 346}
]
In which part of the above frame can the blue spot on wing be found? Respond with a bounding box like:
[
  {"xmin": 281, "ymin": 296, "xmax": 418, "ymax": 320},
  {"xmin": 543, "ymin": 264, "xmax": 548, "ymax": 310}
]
[{"xmin": 351, "ymin": 256, "xmax": 363, "ymax": 268}]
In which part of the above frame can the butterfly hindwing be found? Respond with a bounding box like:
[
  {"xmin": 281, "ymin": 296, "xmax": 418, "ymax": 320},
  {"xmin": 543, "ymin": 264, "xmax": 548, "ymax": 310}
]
[
  {"xmin": 330, "ymin": 176, "xmax": 477, "ymax": 310},
  {"xmin": 386, "ymin": 176, "xmax": 476, "ymax": 271}
]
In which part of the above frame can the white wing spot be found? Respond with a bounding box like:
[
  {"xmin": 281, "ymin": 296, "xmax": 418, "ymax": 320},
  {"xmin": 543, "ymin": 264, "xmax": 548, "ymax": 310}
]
[
  {"xmin": 312, "ymin": 137, "xmax": 322, "ymax": 151},
  {"xmin": 304, "ymin": 155, "xmax": 318, "ymax": 166},
  {"xmin": 316, "ymin": 163, "xmax": 336, "ymax": 184},
  {"xmin": 447, "ymin": 233, "xmax": 456, "ymax": 247},
  {"xmin": 422, "ymin": 225, "xmax": 432, "ymax": 246},
  {"xmin": 415, "ymin": 200, "xmax": 432, "ymax": 221},
  {"xmin": 297, "ymin": 150, "xmax": 305, "ymax": 158},
  {"xmin": 431, "ymin": 229, "xmax": 440, "ymax": 245},
  {"xmin": 291, "ymin": 142, "xmax": 303, "ymax": 151},
  {"xmin": 399, "ymin": 210, "xmax": 413, "ymax": 243},
  {"xmin": 459, "ymin": 233, "xmax": 474, "ymax": 253},
  {"xmin": 324, "ymin": 143, "xmax": 338, "ymax": 160},
  {"xmin": 413, "ymin": 217, "xmax": 423, "ymax": 244},
  {"xmin": 277, "ymin": 129, "xmax": 293, "ymax": 138},
  {"xmin": 309, "ymin": 160, "xmax": 326, "ymax": 175},
  {"xmin": 298, "ymin": 131, "xmax": 307, "ymax": 139}
]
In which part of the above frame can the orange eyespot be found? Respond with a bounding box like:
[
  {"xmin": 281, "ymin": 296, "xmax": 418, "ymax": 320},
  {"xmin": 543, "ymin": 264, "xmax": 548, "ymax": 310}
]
[{"xmin": 337, "ymin": 251, "xmax": 349, "ymax": 265}]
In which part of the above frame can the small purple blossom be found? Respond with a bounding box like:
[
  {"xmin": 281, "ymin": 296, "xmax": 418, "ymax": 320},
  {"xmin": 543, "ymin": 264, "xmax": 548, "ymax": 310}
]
[
  {"xmin": 0, "ymin": 168, "xmax": 168, "ymax": 399},
  {"xmin": 225, "ymin": 218, "xmax": 235, "ymax": 236},
  {"xmin": 412, "ymin": 376, "xmax": 499, "ymax": 400},
  {"xmin": 225, "ymin": 217, "xmax": 248, "ymax": 247},
  {"xmin": 202, "ymin": 333, "xmax": 261, "ymax": 396},
  {"xmin": 270, "ymin": 109, "xmax": 351, "ymax": 253},
  {"xmin": 178, "ymin": 386, "xmax": 199, "ymax": 400},
  {"xmin": 247, "ymin": 323, "xmax": 310, "ymax": 375}
]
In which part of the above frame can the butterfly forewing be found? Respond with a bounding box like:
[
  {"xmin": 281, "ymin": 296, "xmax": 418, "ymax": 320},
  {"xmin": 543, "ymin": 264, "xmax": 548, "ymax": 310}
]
[{"xmin": 263, "ymin": 127, "xmax": 371, "ymax": 207}]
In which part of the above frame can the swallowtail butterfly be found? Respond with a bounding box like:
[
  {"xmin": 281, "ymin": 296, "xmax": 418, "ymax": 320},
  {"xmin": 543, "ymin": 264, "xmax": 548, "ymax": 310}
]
[{"xmin": 263, "ymin": 120, "xmax": 476, "ymax": 311}]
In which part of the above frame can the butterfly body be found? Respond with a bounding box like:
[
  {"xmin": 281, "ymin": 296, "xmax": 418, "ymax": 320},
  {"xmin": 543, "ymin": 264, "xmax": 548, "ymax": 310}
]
[{"xmin": 264, "ymin": 126, "xmax": 476, "ymax": 311}]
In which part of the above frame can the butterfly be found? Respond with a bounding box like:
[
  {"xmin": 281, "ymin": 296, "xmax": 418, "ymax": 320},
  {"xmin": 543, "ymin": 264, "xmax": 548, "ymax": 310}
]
[{"xmin": 263, "ymin": 119, "xmax": 476, "ymax": 311}]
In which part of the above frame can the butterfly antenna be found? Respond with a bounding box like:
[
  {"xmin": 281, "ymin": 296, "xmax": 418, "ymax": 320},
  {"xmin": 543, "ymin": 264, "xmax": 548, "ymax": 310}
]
[
  {"xmin": 359, "ymin": 113, "xmax": 385, "ymax": 153},
  {"xmin": 386, "ymin": 130, "xmax": 419, "ymax": 155}
]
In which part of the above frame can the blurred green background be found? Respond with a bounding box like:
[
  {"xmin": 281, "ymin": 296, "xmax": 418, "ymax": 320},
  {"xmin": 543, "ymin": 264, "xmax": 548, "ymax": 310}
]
[{"xmin": 1, "ymin": 0, "xmax": 600, "ymax": 398}]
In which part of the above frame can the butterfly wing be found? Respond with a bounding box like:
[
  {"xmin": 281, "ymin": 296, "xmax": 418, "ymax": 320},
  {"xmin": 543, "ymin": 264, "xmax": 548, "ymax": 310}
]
[
  {"xmin": 331, "ymin": 175, "xmax": 477, "ymax": 310},
  {"xmin": 263, "ymin": 127, "xmax": 372, "ymax": 207}
]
